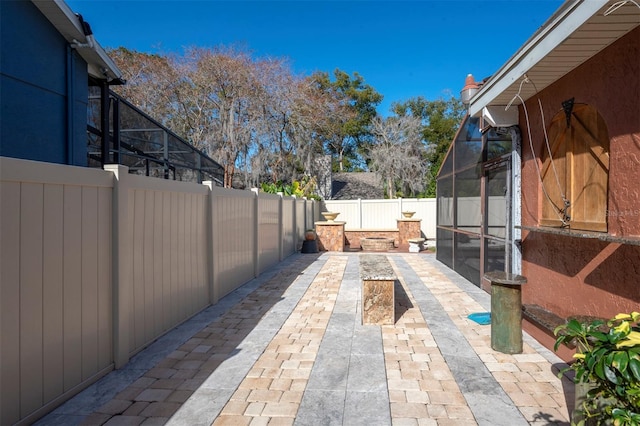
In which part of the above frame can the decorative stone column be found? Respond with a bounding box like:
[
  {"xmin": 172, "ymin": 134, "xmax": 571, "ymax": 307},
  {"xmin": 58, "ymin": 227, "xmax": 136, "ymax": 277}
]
[
  {"xmin": 315, "ymin": 221, "xmax": 345, "ymax": 252},
  {"xmin": 485, "ymin": 271, "xmax": 527, "ymax": 354},
  {"xmin": 397, "ymin": 218, "xmax": 422, "ymax": 248}
]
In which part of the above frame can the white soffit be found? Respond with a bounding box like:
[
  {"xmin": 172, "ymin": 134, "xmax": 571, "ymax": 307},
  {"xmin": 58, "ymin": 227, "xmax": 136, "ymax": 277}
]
[
  {"xmin": 32, "ymin": 0, "xmax": 85, "ymax": 41},
  {"xmin": 469, "ymin": 0, "xmax": 640, "ymax": 117}
]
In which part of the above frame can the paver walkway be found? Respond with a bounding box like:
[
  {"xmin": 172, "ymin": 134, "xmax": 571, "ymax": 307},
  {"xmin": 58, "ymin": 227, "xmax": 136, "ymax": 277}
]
[{"xmin": 37, "ymin": 252, "xmax": 572, "ymax": 426}]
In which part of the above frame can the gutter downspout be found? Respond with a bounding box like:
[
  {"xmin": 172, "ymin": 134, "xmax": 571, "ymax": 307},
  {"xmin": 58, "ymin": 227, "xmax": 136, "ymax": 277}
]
[
  {"xmin": 508, "ymin": 126, "xmax": 523, "ymax": 275},
  {"xmin": 100, "ymin": 81, "xmax": 110, "ymax": 166}
]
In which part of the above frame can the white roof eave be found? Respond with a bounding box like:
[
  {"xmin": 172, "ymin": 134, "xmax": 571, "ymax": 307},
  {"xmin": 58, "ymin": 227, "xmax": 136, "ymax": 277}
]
[{"xmin": 468, "ymin": 0, "xmax": 610, "ymax": 117}]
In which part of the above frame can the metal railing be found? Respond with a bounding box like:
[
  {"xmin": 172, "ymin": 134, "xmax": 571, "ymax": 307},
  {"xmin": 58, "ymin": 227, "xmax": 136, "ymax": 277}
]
[{"xmin": 87, "ymin": 87, "xmax": 224, "ymax": 185}]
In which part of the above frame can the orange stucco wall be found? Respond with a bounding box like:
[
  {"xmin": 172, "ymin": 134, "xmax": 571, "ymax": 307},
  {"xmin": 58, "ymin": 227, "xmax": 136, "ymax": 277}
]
[{"xmin": 520, "ymin": 26, "xmax": 640, "ymax": 324}]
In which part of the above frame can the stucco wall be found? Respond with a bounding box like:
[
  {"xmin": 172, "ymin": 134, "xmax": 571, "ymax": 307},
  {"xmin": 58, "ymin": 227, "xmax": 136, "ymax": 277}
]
[{"xmin": 520, "ymin": 26, "xmax": 640, "ymax": 321}]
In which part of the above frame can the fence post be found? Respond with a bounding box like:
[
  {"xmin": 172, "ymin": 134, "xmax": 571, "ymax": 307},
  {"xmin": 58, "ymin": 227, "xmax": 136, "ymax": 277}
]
[
  {"xmin": 358, "ymin": 198, "xmax": 363, "ymax": 228},
  {"xmin": 251, "ymin": 188, "xmax": 259, "ymax": 278},
  {"xmin": 304, "ymin": 197, "xmax": 308, "ymax": 232},
  {"xmin": 203, "ymin": 181, "xmax": 217, "ymax": 305},
  {"xmin": 292, "ymin": 195, "xmax": 298, "ymax": 252},
  {"xmin": 104, "ymin": 164, "xmax": 131, "ymax": 369},
  {"xmin": 277, "ymin": 192, "xmax": 284, "ymax": 261},
  {"xmin": 303, "ymin": 197, "xmax": 308, "ymax": 230},
  {"xmin": 296, "ymin": 198, "xmax": 301, "ymax": 254}
]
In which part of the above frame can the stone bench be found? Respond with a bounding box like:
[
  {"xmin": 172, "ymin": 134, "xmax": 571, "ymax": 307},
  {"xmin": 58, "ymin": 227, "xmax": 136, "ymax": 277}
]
[
  {"xmin": 359, "ymin": 254, "xmax": 396, "ymax": 325},
  {"xmin": 407, "ymin": 238, "xmax": 425, "ymax": 253},
  {"xmin": 522, "ymin": 304, "xmax": 609, "ymax": 350},
  {"xmin": 522, "ymin": 304, "xmax": 573, "ymax": 348}
]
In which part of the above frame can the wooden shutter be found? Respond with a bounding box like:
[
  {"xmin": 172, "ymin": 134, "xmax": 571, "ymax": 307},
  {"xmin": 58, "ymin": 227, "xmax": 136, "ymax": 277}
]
[
  {"xmin": 568, "ymin": 104, "xmax": 609, "ymax": 232},
  {"xmin": 539, "ymin": 104, "xmax": 609, "ymax": 232},
  {"xmin": 540, "ymin": 113, "xmax": 569, "ymax": 227}
]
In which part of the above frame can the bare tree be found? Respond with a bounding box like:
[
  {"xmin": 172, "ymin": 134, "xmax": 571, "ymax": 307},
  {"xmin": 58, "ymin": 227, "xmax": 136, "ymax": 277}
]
[
  {"xmin": 252, "ymin": 68, "xmax": 349, "ymax": 186},
  {"xmin": 368, "ymin": 116, "xmax": 427, "ymax": 198},
  {"xmin": 107, "ymin": 45, "xmax": 387, "ymax": 193},
  {"xmin": 176, "ymin": 46, "xmax": 263, "ymax": 187},
  {"xmin": 251, "ymin": 57, "xmax": 299, "ymax": 184},
  {"xmin": 287, "ymin": 77, "xmax": 347, "ymax": 175},
  {"xmin": 108, "ymin": 47, "xmax": 182, "ymax": 127}
]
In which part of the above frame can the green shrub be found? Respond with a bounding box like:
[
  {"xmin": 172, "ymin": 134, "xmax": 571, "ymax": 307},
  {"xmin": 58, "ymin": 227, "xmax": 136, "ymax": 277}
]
[{"xmin": 554, "ymin": 312, "xmax": 640, "ymax": 425}]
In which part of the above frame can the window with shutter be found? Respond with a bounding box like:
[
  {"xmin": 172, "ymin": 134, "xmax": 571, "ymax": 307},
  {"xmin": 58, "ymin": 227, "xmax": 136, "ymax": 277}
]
[{"xmin": 540, "ymin": 103, "xmax": 609, "ymax": 232}]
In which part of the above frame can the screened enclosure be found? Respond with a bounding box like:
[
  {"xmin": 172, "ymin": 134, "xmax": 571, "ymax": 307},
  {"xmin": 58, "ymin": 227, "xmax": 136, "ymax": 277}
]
[
  {"xmin": 87, "ymin": 84, "xmax": 224, "ymax": 185},
  {"xmin": 436, "ymin": 115, "xmax": 517, "ymax": 287}
]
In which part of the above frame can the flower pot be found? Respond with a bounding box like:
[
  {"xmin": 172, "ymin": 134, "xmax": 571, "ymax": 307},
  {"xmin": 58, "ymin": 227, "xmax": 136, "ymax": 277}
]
[{"xmin": 305, "ymin": 230, "xmax": 316, "ymax": 241}]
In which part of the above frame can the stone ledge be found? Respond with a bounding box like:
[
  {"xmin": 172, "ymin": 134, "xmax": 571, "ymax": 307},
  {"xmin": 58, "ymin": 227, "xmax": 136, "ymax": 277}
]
[
  {"xmin": 359, "ymin": 254, "xmax": 396, "ymax": 281},
  {"xmin": 522, "ymin": 304, "xmax": 572, "ymax": 347},
  {"xmin": 346, "ymin": 228, "xmax": 398, "ymax": 232}
]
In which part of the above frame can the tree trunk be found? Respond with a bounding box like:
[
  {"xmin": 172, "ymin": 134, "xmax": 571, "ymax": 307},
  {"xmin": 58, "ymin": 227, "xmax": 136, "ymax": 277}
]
[{"xmin": 224, "ymin": 164, "xmax": 235, "ymax": 188}]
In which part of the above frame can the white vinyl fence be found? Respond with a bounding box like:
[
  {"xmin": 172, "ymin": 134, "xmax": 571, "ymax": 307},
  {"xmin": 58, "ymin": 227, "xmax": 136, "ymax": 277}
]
[
  {"xmin": 0, "ymin": 157, "xmax": 319, "ymax": 425},
  {"xmin": 322, "ymin": 198, "xmax": 436, "ymax": 239}
]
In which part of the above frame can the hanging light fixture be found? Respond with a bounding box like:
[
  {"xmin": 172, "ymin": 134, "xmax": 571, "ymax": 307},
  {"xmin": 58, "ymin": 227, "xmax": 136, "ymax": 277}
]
[{"xmin": 460, "ymin": 74, "xmax": 480, "ymax": 107}]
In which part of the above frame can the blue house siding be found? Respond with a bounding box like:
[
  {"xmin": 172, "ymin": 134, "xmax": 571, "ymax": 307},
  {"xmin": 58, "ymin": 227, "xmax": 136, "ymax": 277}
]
[{"xmin": 0, "ymin": 0, "xmax": 89, "ymax": 166}]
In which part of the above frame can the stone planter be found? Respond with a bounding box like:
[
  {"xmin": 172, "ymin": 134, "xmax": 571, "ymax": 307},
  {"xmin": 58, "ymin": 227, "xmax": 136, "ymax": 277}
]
[
  {"xmin": 360, "ymin": 237, "xmax": 395, "ymax": 251},
  {"xmin": 321, "ymin": 212, "xmax": 340, "ymax": 222}
]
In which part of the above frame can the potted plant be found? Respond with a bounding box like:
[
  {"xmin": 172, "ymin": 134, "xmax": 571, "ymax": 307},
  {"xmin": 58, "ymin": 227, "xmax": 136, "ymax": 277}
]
[{"xmin": 554, "ymin": 312, "xmax": 640, "ymax": 426}]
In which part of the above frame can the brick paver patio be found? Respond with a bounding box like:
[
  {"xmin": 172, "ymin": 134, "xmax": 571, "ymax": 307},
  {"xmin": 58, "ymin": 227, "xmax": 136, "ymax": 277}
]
[{"xmin": 37, "ymin": 252, "xmax": 572, "ymax": 426}]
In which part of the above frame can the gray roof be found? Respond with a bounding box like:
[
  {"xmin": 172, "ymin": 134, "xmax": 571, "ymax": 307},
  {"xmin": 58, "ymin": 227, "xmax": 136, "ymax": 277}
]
[{"xmin": 331, "ymin": 172, "xmax": 383, "ymax": 200}]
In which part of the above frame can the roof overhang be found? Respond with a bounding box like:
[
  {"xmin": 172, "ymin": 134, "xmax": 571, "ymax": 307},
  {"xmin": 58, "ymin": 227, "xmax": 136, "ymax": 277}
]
[
  {"xmin": 31, "ymin": 0, "xmax": 123, "ymax": 83},
  {"xmin": 469, "ymin": 0, "xmax": 640, "ymax": 117}
]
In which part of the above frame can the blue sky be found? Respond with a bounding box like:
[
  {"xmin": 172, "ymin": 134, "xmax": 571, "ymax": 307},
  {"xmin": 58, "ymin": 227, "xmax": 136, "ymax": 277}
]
[{"xmin": 67, "ymin": 0, "xmax": 562, "ymax": 115}]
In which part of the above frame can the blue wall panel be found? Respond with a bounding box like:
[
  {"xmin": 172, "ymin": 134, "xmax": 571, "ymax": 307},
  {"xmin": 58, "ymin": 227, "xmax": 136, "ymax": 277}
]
[
  {"xmin": 1, "ymin": 1, "xmax": 89, "ymax": 166},
  {"xmin": 1, "ymin": 77, "xmax": 67, "ymax": 163},
  {"xmin": 72, "ymin": 57, "xmax": 89, "ymax": 166}
]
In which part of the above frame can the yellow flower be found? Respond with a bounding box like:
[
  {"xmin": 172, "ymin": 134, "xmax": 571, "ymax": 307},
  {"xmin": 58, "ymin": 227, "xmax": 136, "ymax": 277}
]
[
  {"xmin": 616, "ymin": 331, "xmax": 640, "ymax": 349},
  {"xmin": 573, "ymin": 353, "xmax": 586, "ymax": 360}
]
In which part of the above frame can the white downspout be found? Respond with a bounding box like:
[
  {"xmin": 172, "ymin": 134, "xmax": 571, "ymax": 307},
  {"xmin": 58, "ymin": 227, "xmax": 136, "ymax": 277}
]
[{"xmin": 509, "ymin": 126, "xmax": 523, "ymax": 275}]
